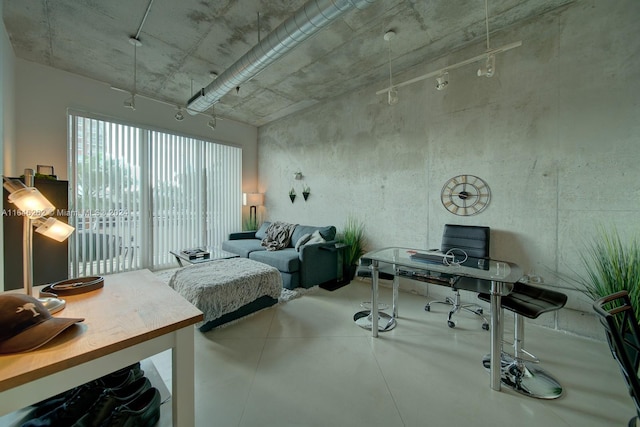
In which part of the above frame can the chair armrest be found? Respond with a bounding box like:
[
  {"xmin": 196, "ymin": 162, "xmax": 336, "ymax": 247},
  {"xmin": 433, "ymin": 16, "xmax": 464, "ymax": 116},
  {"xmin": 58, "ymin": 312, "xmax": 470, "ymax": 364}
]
[{"xmin": 229, "ymin": 231, "xmax": 256, "ymax": 240}]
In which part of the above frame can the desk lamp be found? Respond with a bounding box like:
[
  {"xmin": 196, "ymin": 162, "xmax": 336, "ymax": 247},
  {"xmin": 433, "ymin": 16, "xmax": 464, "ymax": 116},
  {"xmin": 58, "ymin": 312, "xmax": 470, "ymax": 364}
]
[{"xmin": 3, "ymin": 169, "xmax": 75, "ymax": 314}]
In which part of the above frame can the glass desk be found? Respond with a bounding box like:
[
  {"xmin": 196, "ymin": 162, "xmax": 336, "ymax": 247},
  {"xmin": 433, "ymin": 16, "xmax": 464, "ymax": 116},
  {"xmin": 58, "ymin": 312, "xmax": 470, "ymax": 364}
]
[{"xmin": 364, "ymin": 247, "xmax": 522, "ymax": 392}]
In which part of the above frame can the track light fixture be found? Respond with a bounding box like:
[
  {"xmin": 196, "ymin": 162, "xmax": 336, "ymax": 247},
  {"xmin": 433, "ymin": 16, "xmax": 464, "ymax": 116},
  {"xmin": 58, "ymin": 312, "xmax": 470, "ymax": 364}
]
[
  {"xmin": 435, "ymin": 72, "xmax": 449, "ymax": 90},
  {"xmin": 123, "ymin": 94, "xmax": 136, "ymax": 110},
  {"xmin": 124, "ymin": 37, "xmax": 140, "ymax": 111},
  {"xmin": 477, "ymin": 54, "xmax": 495, "ymax": 78},
  {"xmin": 384, "ymin": 30, "xmax": 398, "ymax": 105},
  {"xmin": 175, "ymin": 107, "xmax": 184, "ymax": 121},
  {"xmin": 375, "ymin": 0, "xmax": 520, "ymax": 97}
]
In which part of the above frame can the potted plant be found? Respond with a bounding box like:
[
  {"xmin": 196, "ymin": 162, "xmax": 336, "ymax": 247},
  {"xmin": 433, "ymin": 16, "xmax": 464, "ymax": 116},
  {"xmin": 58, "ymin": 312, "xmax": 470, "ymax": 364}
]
[
  {"xmin": 339, "ymin": 215, "xmax": 367, "ymax": 280},
  {"xmin": 289, "ymin": 187, "xmax": 296, "ymax": 203},
  {"xmin": 302, "ymin": 184, "xmax": 310, "ymax": 201},
  {"xmin": 566, "ymin": 227, "xmax": 640, "ymax": 314}
]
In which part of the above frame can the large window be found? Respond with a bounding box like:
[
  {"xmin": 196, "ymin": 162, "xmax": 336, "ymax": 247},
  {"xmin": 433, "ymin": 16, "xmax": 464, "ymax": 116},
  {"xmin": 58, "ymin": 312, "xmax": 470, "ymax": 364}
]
[{"xmin": 68, "ymin": 111, "xmax": 241, "ymax": 276}]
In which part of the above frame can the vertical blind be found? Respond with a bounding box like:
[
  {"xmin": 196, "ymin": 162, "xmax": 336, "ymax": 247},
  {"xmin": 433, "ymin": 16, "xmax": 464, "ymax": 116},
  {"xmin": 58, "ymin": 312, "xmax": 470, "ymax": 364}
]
[{"xmin": 68, "ymin": 111, "xmax": 242, "ymax": 277}]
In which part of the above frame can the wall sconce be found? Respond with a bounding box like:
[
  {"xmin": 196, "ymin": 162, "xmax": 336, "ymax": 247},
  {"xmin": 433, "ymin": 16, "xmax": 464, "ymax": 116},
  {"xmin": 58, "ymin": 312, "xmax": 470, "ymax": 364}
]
[
  {"xmin": 3, "ymin": 170, "xmax": 75, "ymax": 313},
  {"xmin": 242, "ymin": 192, "xmax": 264, "ymax": 224}
]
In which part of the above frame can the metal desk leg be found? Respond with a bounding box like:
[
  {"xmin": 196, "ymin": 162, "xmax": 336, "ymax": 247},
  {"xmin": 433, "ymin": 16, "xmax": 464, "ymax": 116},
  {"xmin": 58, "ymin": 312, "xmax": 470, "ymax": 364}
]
[
  {"xmin": 392, "ymin": 275, "xmax": 399, "ymax": 318},
  {"xmin": 490, "ymin": 280, "xmax": 503, "ymax": 391},
  {"xmin": 371, "ymin": 261, "xmax": 379, "ymax": 337}
]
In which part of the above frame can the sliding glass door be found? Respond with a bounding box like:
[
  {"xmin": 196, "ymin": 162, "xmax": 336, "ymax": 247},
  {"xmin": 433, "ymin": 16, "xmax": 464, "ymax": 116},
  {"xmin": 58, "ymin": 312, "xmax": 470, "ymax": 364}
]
[{"xmin": 68, "ymin": 111, "xmax": 241, "ymax": 276}]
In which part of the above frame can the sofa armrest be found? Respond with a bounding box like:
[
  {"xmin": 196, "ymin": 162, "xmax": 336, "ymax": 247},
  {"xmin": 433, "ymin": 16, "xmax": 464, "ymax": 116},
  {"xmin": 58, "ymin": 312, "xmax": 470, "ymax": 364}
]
[
  {"xmin": 229, "ymin": 231, "xmax": 257, "ymax": 240},
  {"xmin": 298, "ymin": 240, "xmax": 339, "ymax": 287}
]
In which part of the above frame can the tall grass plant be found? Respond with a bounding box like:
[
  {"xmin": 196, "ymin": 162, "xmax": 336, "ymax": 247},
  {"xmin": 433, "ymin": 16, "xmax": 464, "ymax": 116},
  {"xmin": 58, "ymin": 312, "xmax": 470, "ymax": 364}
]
[{"xmin": 571, "ymin": 227, "xmax": 640, "ymax": 313}]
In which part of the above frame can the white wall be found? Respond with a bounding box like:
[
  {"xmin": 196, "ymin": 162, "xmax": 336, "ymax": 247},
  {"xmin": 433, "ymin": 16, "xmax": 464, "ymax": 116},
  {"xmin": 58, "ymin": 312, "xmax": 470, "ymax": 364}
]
[
  {"xmin": 11, "ymin": 60, "xmax": 258, "ymax": 185},
  {"xmin": 258, "ymin": 0, "xmax": 640, "ymax": 338},
  {"xmin": 0, "ymin": 5, "xmax": 16, "ymax": 291}
]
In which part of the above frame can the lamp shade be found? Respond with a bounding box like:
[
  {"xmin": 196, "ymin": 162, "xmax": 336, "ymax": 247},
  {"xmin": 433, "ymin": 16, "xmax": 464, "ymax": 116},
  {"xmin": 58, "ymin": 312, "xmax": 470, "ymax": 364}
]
[
  {"xmin": 7, "ymin": 188, "xmax": 55, "ymax": 219},
  {"xmin": 243, "ymin": 192, "xmax": 264, "ymax": 206},
  {"xmin": 34, "ymin": 217, "xmax": 75, "ymax": 242}
]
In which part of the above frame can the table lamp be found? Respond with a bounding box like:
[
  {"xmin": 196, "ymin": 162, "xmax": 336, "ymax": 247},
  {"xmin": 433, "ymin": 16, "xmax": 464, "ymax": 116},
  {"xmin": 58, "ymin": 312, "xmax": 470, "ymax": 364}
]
[
  {"xmin": 242, "ymin": 192, "xmax": 264, "ymax": 225},
  {"xmin": 3, "ymin": 170, "xmax": 75, "ymax": 313}
]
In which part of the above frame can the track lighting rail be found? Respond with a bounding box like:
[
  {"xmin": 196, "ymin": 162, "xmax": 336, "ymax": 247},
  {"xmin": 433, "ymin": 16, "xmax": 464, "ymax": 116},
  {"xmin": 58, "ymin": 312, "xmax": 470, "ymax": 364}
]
[{"xmin": 375, "ymin": 40, "xmax": 521, "ymax": 96}]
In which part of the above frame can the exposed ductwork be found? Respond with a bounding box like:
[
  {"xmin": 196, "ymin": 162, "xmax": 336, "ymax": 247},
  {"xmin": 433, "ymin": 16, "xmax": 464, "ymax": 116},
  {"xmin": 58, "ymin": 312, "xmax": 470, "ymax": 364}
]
[{"xmin": 187, "ymin": 0, "xmax": 378, "ymax": 113}]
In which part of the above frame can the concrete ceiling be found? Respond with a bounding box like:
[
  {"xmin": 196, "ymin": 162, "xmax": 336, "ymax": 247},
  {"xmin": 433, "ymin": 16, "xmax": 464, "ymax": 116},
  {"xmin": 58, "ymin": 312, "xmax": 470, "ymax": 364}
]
[{"xmin": 3, "ymin": 0, "xmax": 571, "ymax": 127}]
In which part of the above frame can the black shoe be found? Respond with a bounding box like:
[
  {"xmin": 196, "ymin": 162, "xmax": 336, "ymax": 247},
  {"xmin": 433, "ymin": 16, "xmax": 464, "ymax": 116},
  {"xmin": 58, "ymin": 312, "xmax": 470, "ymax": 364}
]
[
  {"xmin": 99, "ymin": 388, "xmax": 161, "ymax": 427},
  {"xmin": 30, "ymin": 362, "xmax": 143, "ymax": 418},
  {"xmin": 72, "ymin": 376, "xmax": 152, "ymax": 427},
  {"xmin": 22, "ymin": 365, "xmax": 145, "ymax": 427}
]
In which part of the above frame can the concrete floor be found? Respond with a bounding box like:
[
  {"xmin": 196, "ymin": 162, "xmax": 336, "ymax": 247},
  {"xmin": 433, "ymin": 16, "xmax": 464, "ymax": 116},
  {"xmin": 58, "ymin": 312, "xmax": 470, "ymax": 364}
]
[{"xmin": 151, "ymin": 280, "xmax": 634, "ymax": 426}]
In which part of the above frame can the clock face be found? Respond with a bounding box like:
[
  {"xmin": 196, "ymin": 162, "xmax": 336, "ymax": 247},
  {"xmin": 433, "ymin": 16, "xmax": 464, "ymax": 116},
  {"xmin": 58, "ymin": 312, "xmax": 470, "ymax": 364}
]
[{"xmin": 441, "ymin": 175, "xmax": 491, "ymax": 216}]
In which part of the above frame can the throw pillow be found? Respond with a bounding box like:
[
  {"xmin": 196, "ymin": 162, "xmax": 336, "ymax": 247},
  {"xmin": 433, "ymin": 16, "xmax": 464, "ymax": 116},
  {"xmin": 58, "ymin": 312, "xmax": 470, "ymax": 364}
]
[
  {"xmin": 295, "ymin": 233, "xmax": 312, "ymax": 252},
  {"xmin": 306, "ymin": 230, "xmax": 326, "ymax": 245}
]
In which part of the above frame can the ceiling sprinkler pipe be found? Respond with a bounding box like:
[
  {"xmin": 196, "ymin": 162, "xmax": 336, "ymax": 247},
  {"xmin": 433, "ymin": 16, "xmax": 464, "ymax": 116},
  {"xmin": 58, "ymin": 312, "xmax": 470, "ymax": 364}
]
[{"xmin": 187, "ymin": 0, "xmax": 378, "ymax": 113}]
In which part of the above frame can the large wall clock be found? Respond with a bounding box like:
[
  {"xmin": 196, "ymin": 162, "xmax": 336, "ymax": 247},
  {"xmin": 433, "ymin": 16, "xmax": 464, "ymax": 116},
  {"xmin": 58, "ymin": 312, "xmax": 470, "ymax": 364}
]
[{"xmin": 440, "ymin": 174, "xmax": 491, "ymax": 216}]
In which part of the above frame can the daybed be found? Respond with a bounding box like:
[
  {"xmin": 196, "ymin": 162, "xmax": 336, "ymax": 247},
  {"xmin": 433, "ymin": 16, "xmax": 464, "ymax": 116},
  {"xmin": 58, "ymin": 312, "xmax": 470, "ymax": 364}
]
[{"xmin": 221, "ymin": 221, "xmax": 339, "ymax": 289}]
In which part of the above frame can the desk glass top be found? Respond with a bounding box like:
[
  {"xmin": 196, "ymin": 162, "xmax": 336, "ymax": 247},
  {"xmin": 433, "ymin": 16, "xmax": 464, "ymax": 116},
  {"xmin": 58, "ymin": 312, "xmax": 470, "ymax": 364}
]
[{"xmin": 364, "ymin": 247, "xmax": 523, "ymax": 284}]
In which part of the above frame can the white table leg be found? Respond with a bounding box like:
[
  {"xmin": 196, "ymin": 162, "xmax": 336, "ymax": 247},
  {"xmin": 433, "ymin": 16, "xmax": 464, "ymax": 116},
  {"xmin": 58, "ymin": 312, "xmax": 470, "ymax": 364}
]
[{"xmin": 173, "ymin": 326, "xmax": 195, "ymax": 427}]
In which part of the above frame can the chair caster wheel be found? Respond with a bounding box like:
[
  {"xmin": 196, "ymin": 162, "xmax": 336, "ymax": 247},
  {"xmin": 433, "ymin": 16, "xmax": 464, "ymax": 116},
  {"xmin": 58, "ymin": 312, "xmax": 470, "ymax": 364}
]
[
  {"xmin": 447, "ymin": 320, "xmax": 456, "ymax": 328},
  {"xmin": 425, "ymin": 305, "xmax": 431, "ymax": 312},
  {"xmin": 482, "ymin": 323, "xmax": 489, "ymax": 331}
]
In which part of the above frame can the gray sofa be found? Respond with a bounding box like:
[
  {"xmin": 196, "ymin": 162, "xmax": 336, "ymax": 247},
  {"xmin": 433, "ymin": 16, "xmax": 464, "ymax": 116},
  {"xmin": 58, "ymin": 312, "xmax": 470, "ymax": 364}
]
[{"xmin": 221, "ymin": 222, "xmax": 339, "ymax": 289}]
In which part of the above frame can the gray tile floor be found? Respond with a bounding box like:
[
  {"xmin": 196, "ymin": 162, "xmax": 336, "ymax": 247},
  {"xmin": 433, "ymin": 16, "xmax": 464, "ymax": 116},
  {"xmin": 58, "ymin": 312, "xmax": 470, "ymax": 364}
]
[{"xmin": 152, "ymin": 280, "xmax": 635, "ymax": 427}]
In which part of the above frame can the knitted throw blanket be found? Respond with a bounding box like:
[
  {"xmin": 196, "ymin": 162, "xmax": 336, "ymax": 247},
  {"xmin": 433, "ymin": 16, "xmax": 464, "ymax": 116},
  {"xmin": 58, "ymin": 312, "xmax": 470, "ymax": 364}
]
[{"xmin": 261, "ymin": 221, "xmax": 297, "ymax": 251}]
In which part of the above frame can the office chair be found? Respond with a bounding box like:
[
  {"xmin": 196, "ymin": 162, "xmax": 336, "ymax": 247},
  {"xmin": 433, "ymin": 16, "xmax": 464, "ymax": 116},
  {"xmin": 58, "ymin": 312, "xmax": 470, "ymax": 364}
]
[
  {"xmin": 424, "ymin": 224, "xmax": 490, "ymax": 329},
  {"xmin": 593, "ymin": 291, "xmax": 640, "ymax": 426}
]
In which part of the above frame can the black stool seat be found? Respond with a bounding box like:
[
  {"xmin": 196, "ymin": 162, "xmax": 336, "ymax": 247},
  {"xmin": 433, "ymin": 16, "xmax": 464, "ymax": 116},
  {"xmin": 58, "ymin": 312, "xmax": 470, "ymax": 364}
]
[{"xmin": 478, "ymin": 281, "xmax": 568, "ymax": 318}]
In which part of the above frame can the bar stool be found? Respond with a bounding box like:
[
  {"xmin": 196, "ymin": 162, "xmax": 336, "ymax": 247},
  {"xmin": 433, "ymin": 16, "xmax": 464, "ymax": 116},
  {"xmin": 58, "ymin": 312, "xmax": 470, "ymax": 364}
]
[{"xmin": 477, "ymin": 280, "xmax": 568, "ymax": 399}]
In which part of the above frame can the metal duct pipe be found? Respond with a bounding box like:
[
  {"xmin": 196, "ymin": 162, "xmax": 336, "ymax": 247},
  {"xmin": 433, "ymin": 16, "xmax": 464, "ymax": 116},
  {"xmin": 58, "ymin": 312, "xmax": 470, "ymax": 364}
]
[{"xmin": 187, "ymin": 0, "xmax": 378, "ymax": 113}]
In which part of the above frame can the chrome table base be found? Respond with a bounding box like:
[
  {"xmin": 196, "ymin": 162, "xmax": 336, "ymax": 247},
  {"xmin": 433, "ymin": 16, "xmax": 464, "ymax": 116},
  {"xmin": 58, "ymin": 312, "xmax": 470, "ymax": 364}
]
[
  {"xmin": 482, "ymin": 353, "xmax": 563, "ymax": 399},
  {"xmin": 353, "ymin": 310, "xmax": 397, "ymax": 332}
]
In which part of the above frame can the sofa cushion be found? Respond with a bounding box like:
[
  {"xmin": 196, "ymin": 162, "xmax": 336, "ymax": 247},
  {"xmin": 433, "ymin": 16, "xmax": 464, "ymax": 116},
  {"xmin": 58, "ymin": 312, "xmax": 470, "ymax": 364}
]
[
  {"xmin": 249, "ymin": 248, "xmax": 300, "ymax": 273},
  {"xmin": 255, "ymin": 222, "xmax": 271, "ymax": 240},
  {"xmin": 221, "ymin": 239, "xmax": 265, "ymax": 258},
  {"xmin": 291, "ymin": 225, "xmax": 336, "ymax": 248}
]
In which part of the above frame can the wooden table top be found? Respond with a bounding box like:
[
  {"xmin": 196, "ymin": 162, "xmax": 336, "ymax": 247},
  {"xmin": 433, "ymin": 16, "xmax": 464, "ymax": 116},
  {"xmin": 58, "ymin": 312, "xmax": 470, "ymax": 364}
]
[{"xmin": 0, "ymin": 269, "xmax": 203, "ymax": 392}]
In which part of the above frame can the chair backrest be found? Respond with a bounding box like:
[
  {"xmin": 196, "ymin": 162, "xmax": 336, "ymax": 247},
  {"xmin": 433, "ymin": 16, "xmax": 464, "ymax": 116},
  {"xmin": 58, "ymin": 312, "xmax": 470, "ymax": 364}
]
[
  {"xmin": 593, "ymin": 291, "xmax": 640, "ymax": 420},
  {"xmin": 440, "ymin": 224, "xmax": 490, "ymax": 258}
]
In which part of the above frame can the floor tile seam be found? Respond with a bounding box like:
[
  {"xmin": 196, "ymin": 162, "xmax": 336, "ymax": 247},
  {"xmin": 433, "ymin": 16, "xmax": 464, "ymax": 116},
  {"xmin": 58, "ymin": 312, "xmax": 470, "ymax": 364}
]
[
  {"xmin": 237, "ymin": 321, "xmax": 274, "ymax": 427},
  {"xmin": 367, "ymin": 338, "xmax": 408, "ymax": 427}
]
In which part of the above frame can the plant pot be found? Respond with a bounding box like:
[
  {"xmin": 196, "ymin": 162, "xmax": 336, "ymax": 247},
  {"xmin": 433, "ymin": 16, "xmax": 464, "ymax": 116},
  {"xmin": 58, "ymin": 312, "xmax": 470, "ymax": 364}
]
[
  {"xmin": 348, "ymin": 264, "xmax": 358, "ymax": 281},
  {"xmin": 289, "ymin": 194, "xmax": 296, "ymax": 203},
  {"xmin": 303, "ymin": 191, "xmax": 310, "ymax": 201}
]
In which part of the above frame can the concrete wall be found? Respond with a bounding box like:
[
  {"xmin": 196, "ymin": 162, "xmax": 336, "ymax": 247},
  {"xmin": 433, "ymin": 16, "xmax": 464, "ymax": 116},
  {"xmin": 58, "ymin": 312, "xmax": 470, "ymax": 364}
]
[{"xmin": 258, "ymin": 0, "xmax": 640, "ymax": 338}]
